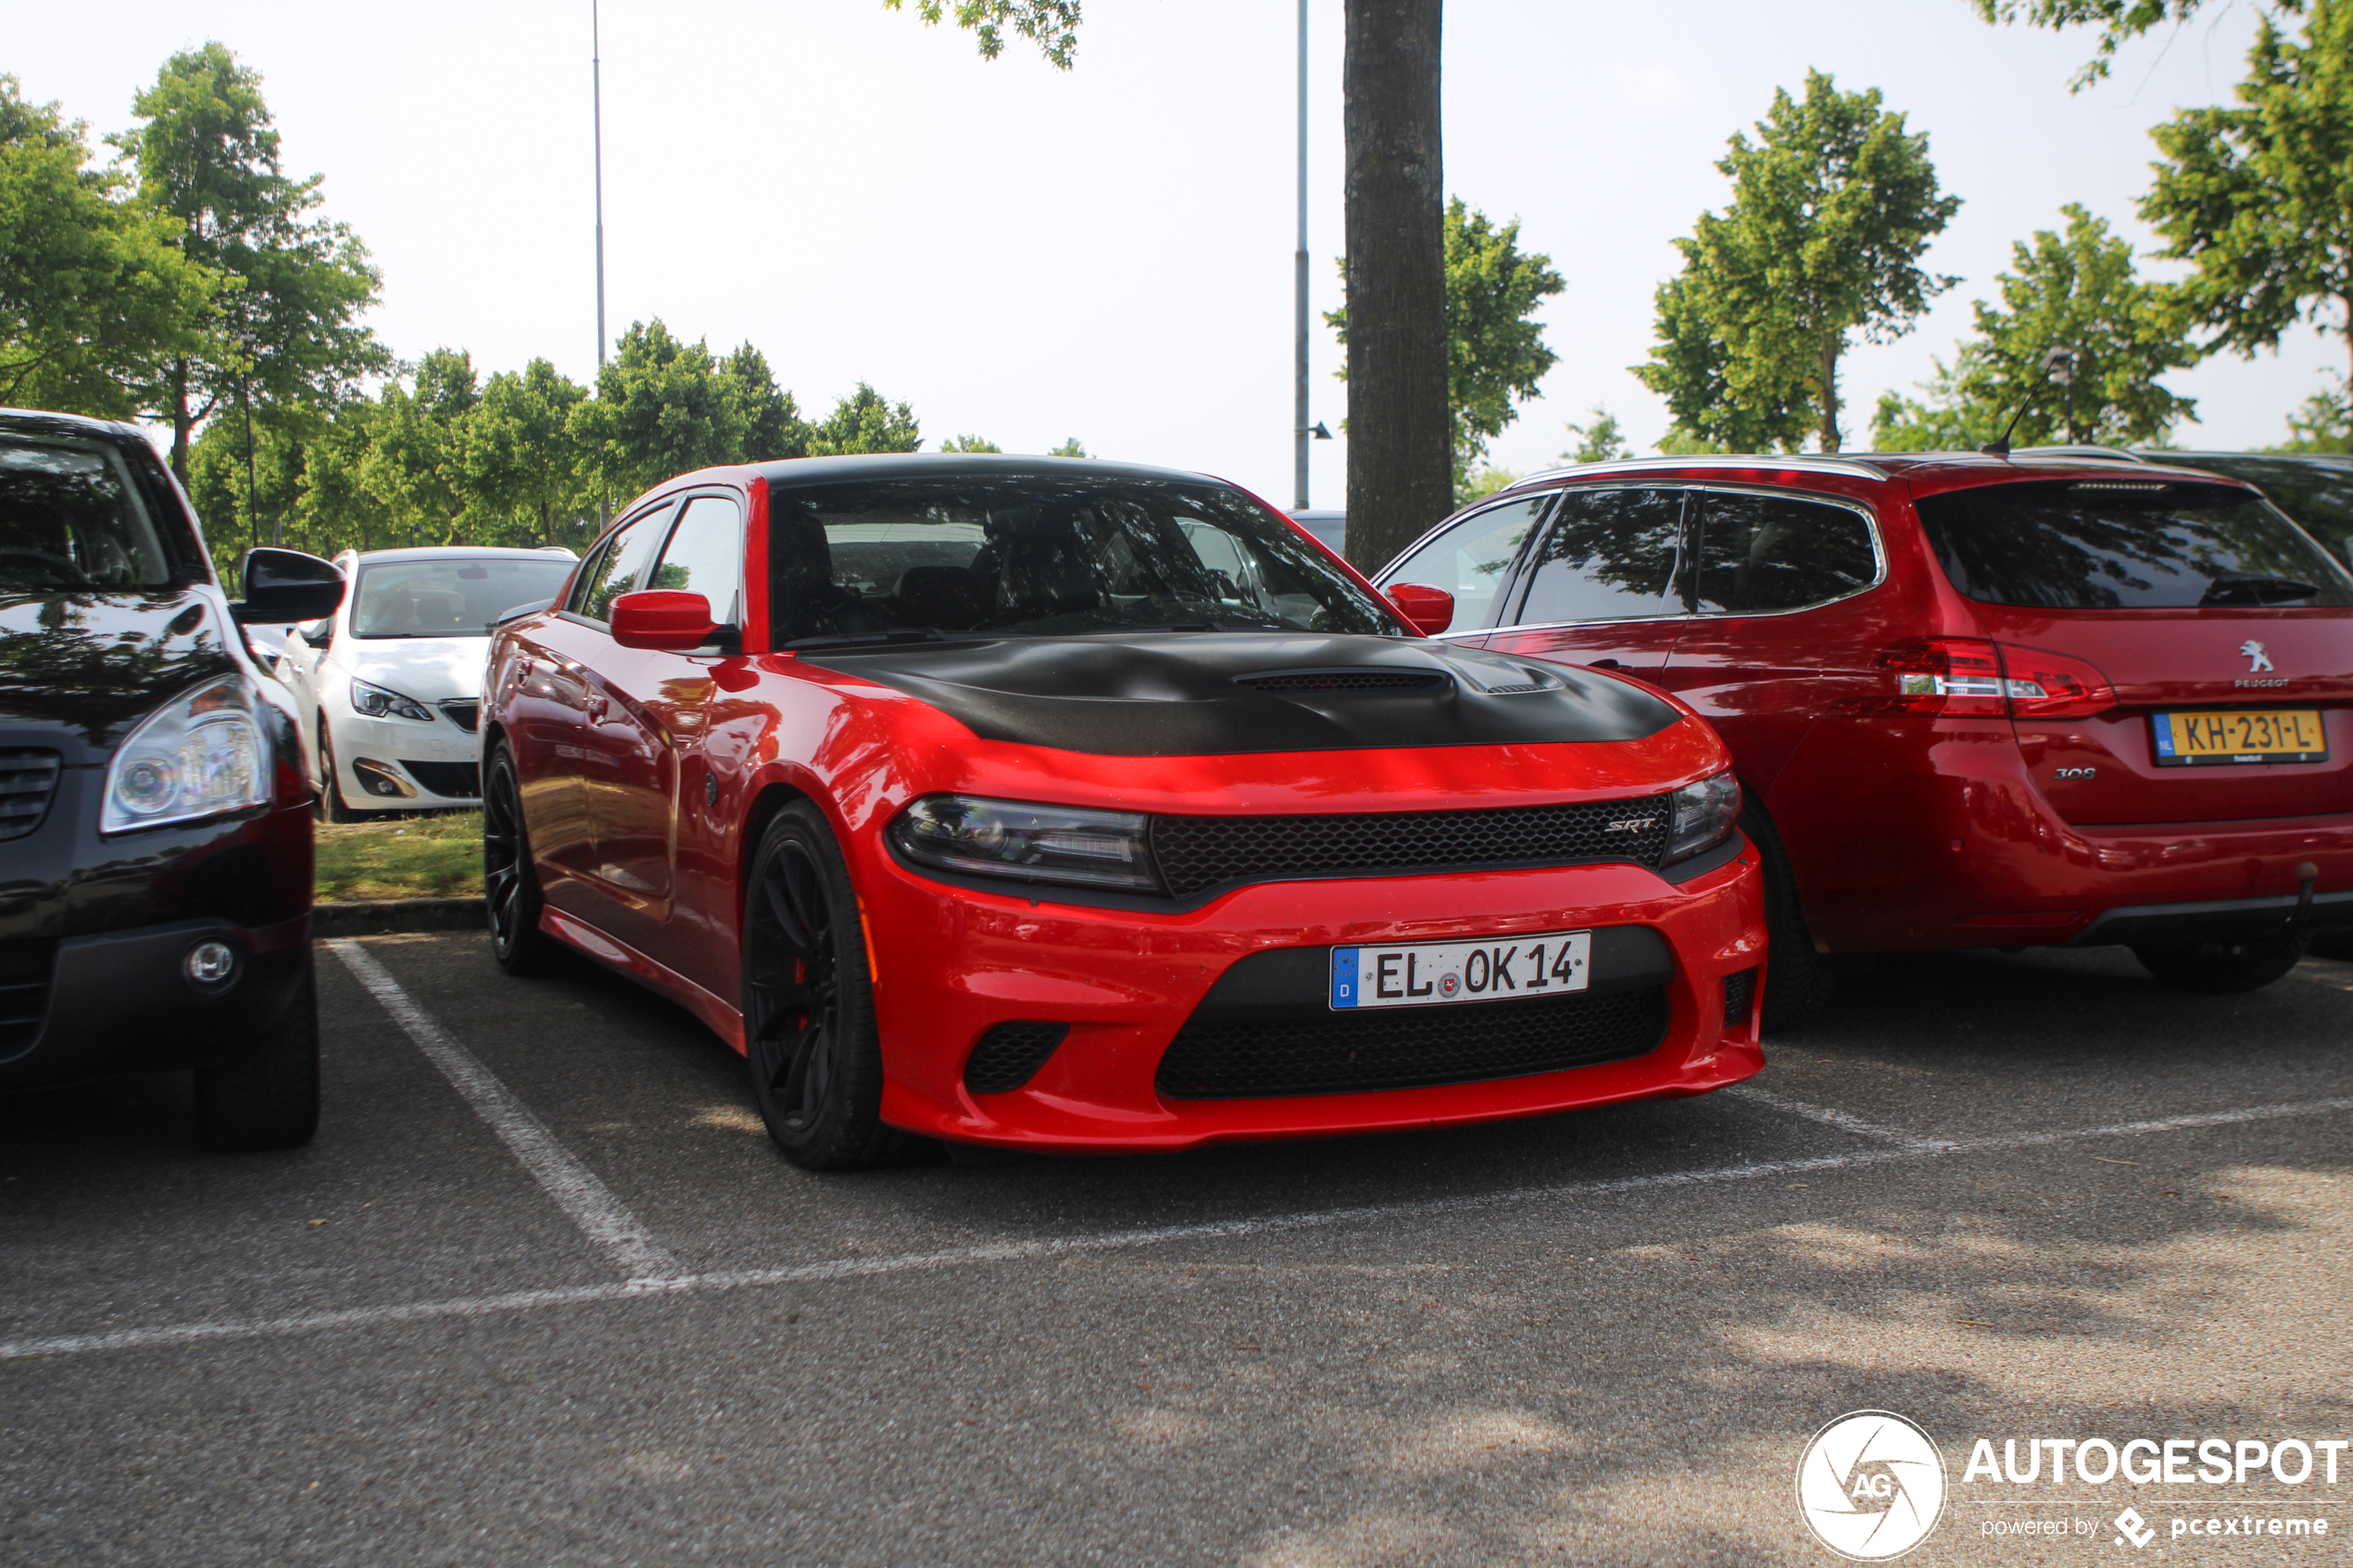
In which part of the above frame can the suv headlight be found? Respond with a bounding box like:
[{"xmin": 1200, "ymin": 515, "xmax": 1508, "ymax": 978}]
[
  {"xmin": 349, "ymin": 676, "xmax": 435, "ymax": 722},
  {"xmin": 102, "ymin": 674, "xmax": 271, "ymax": 834},
  {"xmin": 889, "ymin": 796, "xmax": 1159, "ymax": 892},
  {"xmin": 1665, "ymin": 770, "xmax": 1742, "ymax": 861}
]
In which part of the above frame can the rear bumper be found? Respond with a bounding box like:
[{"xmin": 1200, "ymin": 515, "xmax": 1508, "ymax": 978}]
[{"xmin": 2071, "ymin": 888, "xmax": 2353, "ymax": 947}]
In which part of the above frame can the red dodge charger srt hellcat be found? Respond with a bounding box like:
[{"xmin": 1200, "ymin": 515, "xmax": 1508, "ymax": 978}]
[{"xmin": 480, "ymin": 456, "xmax": 1766, "ymax": 1168}]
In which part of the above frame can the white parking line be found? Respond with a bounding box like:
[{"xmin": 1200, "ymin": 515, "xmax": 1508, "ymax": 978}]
[
  {"xmin": 1724, "ymin": 1084, "xmax": 1951, "ymax": 1150},
  {"xmin": 5, "ymin": 1093, "xmax": 2347, "ymax": 1364},
  {"xmin": 326, "ymin": 940, "xmax": 681, "ymax": 1285}
]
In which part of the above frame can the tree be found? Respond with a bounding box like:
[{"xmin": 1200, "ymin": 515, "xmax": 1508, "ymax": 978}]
[
  {"xmin": 1327, "ymin": 199, "xmax": 1565, "ymax": 502},
  {"xmin": 1873, "ymin": 205, "xmax": 2196, "ymax": 449},
  {"xmin": 1559, "ymin": 407, "xmax": 1631, "ymax": 465},
  {"xmin": 1970, "ymin": 0, "xmax": 2302, "ymax": 88},
  {"xmin": 360, "ymin": 348, "xmax": 480, "ymax": 547},
  {"xmin": 2140, "ymin": 0, "xmax": 2353, "ymax": 404},
  {"xmin": 1046, "ymin": 437, "xmax": 1087, "ymax": 458},
  {"xmin": 892, "ymin": 1, "xmax": 1454, "ymax": 576},
  {"xmin": 2277, "ymin": 389, "xmax": 2350, "ymax": 452},
  {"xmin": 455, "ymin": 358, "xmax": 591, "ymax": 548},
  {"xmin": 115, "ymin": 43, "xmax": 389, "ymax": 487},
  {"xmin": 0, "ymin": 77, "xmax": 219, "ymax": 415},
  {"xmin": 1635, "ymin": 71, "xmax": 1960, "ymax": 454},
  {"xmin": 938, "ymin": 433, "xmax": 1001, "ymax": 452},
  {"xmin": 808, "ymin": 383, "xmax": 922, "ymax": 455},
  {"xmin": 571, "ymin": 320, "xmax": 811, "ymax": 501}
]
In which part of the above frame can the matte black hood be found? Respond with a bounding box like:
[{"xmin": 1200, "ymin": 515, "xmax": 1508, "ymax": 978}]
[
  {"xmin": 804, "ymin": 633, "xmax": 1679, "ymax": 757},
  {"xmin": 0, "ymin": 588, "xmax": 240, "ymax": 760}
]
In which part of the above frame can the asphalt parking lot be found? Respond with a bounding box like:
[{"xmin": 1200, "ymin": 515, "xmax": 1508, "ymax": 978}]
[{"xmin": 3, "ymin": 933, "xmax": 2349, "ymax": 1567}]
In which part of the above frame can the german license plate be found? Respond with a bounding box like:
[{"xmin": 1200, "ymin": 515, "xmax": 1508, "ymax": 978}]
[
  {"xmin": 1330, "ymin": 930, "xmax": 1591, "ymax": 1010},
  {"xmin": 2151, "ymin": 709, "xmax": 2327, "ymax": 767}
]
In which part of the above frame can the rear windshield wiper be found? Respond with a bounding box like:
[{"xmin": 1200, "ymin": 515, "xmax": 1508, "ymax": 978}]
[{"xmin": 2200, "ymin": 573, "xmax": 2321, "ymax": 607}]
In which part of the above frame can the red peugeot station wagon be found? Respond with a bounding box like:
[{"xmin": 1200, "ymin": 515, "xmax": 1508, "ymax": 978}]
[
  {"xmin": 1376, "ymin": 454, "xmax": 2353, "ymax": 1024},
  {"xmin": 479, "ymin": 456, "xmax": 1766, "ymax": 1168}
]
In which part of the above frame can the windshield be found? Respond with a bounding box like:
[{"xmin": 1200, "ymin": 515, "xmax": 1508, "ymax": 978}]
[
  {"xmin": 1914, "ymin": 478, "xmax": 2353, "ymax": 610},
  {"xmin": 767, "ymin": 474, "xmax": 1400, "ymax": 644},
  {"xmin": 352, "ymin": 557, "xmax": 577, "ymax": 638},
  {"xmin": 0, "ymin": 435, "xmax": 173, "ymax": 592}
]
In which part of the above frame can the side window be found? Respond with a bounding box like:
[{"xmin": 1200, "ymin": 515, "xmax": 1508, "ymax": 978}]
[
  {"xmin": 648, "ymin": 495, "xmax": 746, "ymax": 623},
  {"xmin": 1513, "ymin": 488, "xmax": 1687, "ymax": 625},
  {"xmin": 1692, "ymin": 492, "xmax": 1878, "ymax": 615},
  {"xmin": 567, "ymin": 505, "xmax": 670, "ymax": 621},
  {"xmin": 1381, "ymin": 495, "xmax": 1548, "ymax": 632}
]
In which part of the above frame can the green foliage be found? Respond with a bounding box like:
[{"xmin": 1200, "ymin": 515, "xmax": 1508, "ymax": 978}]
[
  {"xmin": 1458, "ymin": 467, "xmax": 1523, "ymax": 504},
  {"xmin": 2141, "ymin": 0, "xmax": 2353, "ymax": 403},
  {"xmin": 1872, "ymin": 206, "xmax": 2196, "ymax": 450},
  {"xmin": 455, "ymin": 358, "xmax": 592, "ymax": 547},
  {"xmin": 808, "ymin": 383, "xmax": 922, "ymax": 456},
  {"xmin": 0, "ymin": 76, "xmax": 220, "ymax": 415},
  {"xmin": 1327, "ymin": 198, "xmax": 1566, "ymax": 491},
  {"xmin": 570, "ymin": 320, "xmax": 810, "ymax": 500},
  {"xmin": 1559, "ymin": 406, "xmax": 1631, "ymax": 465},
  {"xmin": 359, "ymin": 348, "xmax": 480, "ymax": 545},
  {"xmin": 1635, "ymin": 70, "xmax": 1960, "ymax": 454},
  {"xmin": 1046, "ymin": 437, "xmax": 1088, "ymax": 458},
  {"xmin": 1655, "ymin": 429, "xmax": 1731, "ymax": 457},
  {"xmin": 1970, "ymin": 0, "xmax": 2300, "ymax": 89},
  {"xmin": 115, "ymin": 43, "xmax": 390, "ymax": 482},
  {"xmin": 880, "ymin": 0, "xmax": 1081, "ymax": 69},
  {"xmin": 2275, "ymin": 389, "xmax": 2352, "ymax": 453},
  {"xmin": 938, "ymin": 433, "xmax": 1001, "ymax": 452}
]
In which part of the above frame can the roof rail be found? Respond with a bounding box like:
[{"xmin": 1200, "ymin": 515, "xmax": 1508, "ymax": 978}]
[
  {"xmin": 2007, "ymin": 445, "xmax": 2150, "ymax": 463},
  {"xmin": 1505, "ymin": 454, "xmax": 1889, "ymax": 490}
]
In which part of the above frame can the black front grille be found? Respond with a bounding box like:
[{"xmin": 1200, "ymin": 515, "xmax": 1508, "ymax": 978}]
[
  {"xmin": 1723, "ymin": 967, "xmax": 1758, "ymax": 1028},
  {"xmin": 963, "ymin": 1022, "xmax": 1068, "ymax": 1095},
  {"xmin": 0, "ymin": 749, "xmax": 62, "ymax": 841},
  {"xmin": 0, "ymin": 939, "xmax": 57, "ymax": 1057},
  {"xmin": 1233, "ymin": 670, "xmax": 1449, "ymax": 695},
  {"xmin": 1149, "ymin": 798, "xmax": 1672, "ymax": 899},
  {"xmin": 402, "ymin": 760, "xmax": 481, "ymax": 798},
  {"xmin": 438, "ymin": 700, "xmax": 481, "ymax": 734},
  {"xmin": 1155, "ymin": 985, "xmax": 1669, "ymax": 1099}
]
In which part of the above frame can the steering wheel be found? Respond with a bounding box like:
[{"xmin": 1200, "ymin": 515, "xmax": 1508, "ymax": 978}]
[{"xmin": 0, "ymin": 546, "xmax": 92, "ymax": 586}]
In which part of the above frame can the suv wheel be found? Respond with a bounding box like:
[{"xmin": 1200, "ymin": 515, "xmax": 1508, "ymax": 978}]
[
  {"xmin": 1745, "ymin": 801, "xmax": 1839, "ymax": 1031},
  {"xmin": 2133, "ymin": 931, "xmax": 2309, "ymax": 994},
  {"xmin": 195, "ymin": 961, "xmax": 321, "ymax": 1151}
]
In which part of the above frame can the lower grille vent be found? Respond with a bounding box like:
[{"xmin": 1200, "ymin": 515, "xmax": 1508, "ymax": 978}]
[
  {"xmin": 1155, "ymin": 985, "xmax": 1669, "ymax": 1099},
  {"xmin": 1723, "ymin": 968, "xmax": 1758, "ymax": 1028},
  {"xmin": 438, "ymin": 700, "xmax": 481, "ymax": 734},
  {"xmin": 0, "ymin": 749, "xmax": 62, "ymax": 841},
  {"xmin": 963, "ymin": 1021, "xmax": 1069, "ymax": 1095},
  {"xmin": 0, "ymin": 939, "xmax": 57, "ymax": 1058},
  {"xmin": 402, "ymin": 760, "xmax": 482, "ymax": 798}
]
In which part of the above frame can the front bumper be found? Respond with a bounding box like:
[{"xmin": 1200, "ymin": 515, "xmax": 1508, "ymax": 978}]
[
  {"xmin": 328, "ymin": 709, "xmax": 481, "ymax": 809},
  {"xmin": 862, "ymin": 847, "xmax": 1767, "ymax": 1152}
]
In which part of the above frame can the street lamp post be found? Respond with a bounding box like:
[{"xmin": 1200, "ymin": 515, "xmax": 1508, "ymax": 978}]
[{"xmin": 1292, "ymin": 0, "xmax": 1309, "ymax": 511}]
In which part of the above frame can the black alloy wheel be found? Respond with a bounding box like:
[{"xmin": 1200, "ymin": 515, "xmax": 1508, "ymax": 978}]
[
  {"xmin": 484, "ymin": 744, "xmax": 568, "ymax": 975},
  {"xmin": 316, "ymin": 728, "xmax": 356, "ymax": 822},
  {"xmin": 1743, "ymin": 799, "xmax": 1838, "ymax": 1031},
  {"xmin": 2133, "ymin": 930, "xmax": 2310, "ymax": 994},
  {"xmin": 741, "ymin": 801, "xmax": 912, "ymax": 1171}
]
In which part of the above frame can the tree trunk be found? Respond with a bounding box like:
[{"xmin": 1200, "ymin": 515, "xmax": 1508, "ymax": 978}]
[
  {"xmin": 1817, "ymin": 336, "xmax": 1842, "ymax": 454},
  {"xmin": 168, "ymin": 359, "xmax": 195, "ymax": 491},
  {"xmin": 1342, "ymin": 0, "xmax": 1452, "ymax": 577}
]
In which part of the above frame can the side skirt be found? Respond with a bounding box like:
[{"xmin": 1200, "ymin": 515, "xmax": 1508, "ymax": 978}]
[{"xmin": 538, "ymin": 907, "xmax": 747, "ymax": 1053}]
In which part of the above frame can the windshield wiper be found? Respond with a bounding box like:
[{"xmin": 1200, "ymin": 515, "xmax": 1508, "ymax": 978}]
[
  {"xmin": 2201, "ymin": 572, "xmax": 2321, "ymax": 607},
  {"xmin": 784, "ymin": 627, "xmax": 987, "ymax": 653}
]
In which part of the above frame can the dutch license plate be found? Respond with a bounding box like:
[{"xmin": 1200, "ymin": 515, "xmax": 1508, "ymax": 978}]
[
  {"xmin": 1330, "ymin": 930, "xmax": 1591, "ymax": 1010},
  {"xmin": 2151, "ymin": 709, "xmax": 2328, "ymax": 767}
]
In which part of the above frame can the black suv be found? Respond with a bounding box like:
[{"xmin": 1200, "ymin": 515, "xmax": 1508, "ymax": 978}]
[{"xmin": 0, "ymin": 408, "xmax": 344, "ymax": 1148}]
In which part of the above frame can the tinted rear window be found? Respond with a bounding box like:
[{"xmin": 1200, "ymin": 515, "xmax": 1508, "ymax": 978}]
[
  {"xmin": 1913, "ymin": 479, "xmax": 2353, "ymax": 609},
  {"xmin": 2158, "ymin": 455, "xmax": 2353, "ymax": 570}
]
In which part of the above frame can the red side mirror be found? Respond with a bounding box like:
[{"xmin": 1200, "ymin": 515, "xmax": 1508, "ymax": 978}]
[
  {"xmin": 1385, "ymin": 582, "xmax": 1454, "ymax": 636},
  {"xmin": 610, "ymin": 590, "xmax": 717, "ymax": 651}
]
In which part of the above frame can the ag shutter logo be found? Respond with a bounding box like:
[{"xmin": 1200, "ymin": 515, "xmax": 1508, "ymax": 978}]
[
  {"xmin": 2115, "ymin": 1507, "xmax": 2156, "ymax": 1549},
  {"xmin": 1797, "ymin": 1411, "xmax": 1948, "ymax": 1561}
]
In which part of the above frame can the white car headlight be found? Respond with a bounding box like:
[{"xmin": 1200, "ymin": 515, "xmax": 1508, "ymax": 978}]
[
  {"xmin": 102, "ymin": 674, "xmax": 272, "ymax": 834},
  {"xmin": 349, "ymin": 676, "xmax": 435, "ymax": 722}
]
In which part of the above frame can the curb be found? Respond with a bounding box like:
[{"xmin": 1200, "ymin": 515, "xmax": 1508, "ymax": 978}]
[{"xmin": 312, "ymin": 897, "xmax": 484, "ymax": 937}]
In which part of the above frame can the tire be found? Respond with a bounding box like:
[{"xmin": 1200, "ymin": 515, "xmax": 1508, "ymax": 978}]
[
  {"xmin": 484, "ymin": 744, "xmax": 570, "ymax": 976},
  {"xmin": 2307, "ymin": 928, "xmax": 2353, "ymax": 961},
  {"xmin": 2133, "ymin": 930, "xmax": 2309, "ymax": 994},
  {"xmin": 1744, "ymin": 799, "xmax": 1839, "ymax": 1032},
  {"xmin": 317, "ymin": 728, "xmax": 357, "ymax": 822},
  {"xmin": 741, "ymin": 801, "xmax": 915, "ymax": 1171},
  {"xmin": 195, "ymin": 962, "xmax": 321, "ymax": 1151}
]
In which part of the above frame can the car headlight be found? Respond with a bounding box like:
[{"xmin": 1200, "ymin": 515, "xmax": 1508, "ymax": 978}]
[
  {"xmin": 349, "ymin": 676, "xmax": 435, "ymax": 722},
  {"xmin": 102, "ymin": 674, "xmax": 272, "ymax": 834},
  {"xmin": 1665, "ymin": 770, "xmax": 1743, "ymax": 861},
  {"xmin": 889, "ymin": 796, "xmax": 1160, "ymax": 892}
]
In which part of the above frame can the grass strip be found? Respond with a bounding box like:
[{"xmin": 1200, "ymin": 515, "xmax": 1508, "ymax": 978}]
[{"xmin": 315, "ymin": 810, "xmax": 484, "ymax": 902}]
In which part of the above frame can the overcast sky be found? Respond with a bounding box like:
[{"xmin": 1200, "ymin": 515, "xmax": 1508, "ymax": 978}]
[{"xmin": 11, "ymin": 0, "xmax": 2343, "ymax": 508}]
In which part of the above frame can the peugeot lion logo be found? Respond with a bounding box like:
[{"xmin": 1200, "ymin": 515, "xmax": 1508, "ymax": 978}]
[
  {"xmin": 2243, "ymin": 640, "xmax": 2274, "ymax": 673},
  {"xmin": 1795, "ymin": 1411, "xmax": 1947, "ymax": 1560}
]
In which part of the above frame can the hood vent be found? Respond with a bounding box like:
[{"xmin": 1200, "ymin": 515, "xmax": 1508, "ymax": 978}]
[{"xmin": 1233, "ymin": 669, "xmax": 1449, "ymax": 696}]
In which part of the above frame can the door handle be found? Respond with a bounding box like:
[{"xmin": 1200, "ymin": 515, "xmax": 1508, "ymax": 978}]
[{"xmin": 1588, "ymin": 659, "xmax": 1622, "ymax": 670}]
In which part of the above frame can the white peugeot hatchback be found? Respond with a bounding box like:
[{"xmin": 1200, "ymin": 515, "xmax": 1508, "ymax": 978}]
[{"xmin": 278, "ymin": 546, "xmax": 576, "ymax": 818}]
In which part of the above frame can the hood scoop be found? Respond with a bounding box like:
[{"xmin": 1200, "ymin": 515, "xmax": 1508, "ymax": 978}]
[{"xmin": 1233, "ymin": 668, "xmax": 1449, "ymax": 696}]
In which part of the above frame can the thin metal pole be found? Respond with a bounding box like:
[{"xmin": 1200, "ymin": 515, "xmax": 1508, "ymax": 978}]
[
  {"xmin": 593, "ymin": 0, "xmax": 608, "ymax": 370},
  {"xmin": 242, "ymin": 372, "xmax": 258, "ymax": 550},
  {"xmin": 1291, "ymin": 0, "xmax": 1309, "ymax": 510}
]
